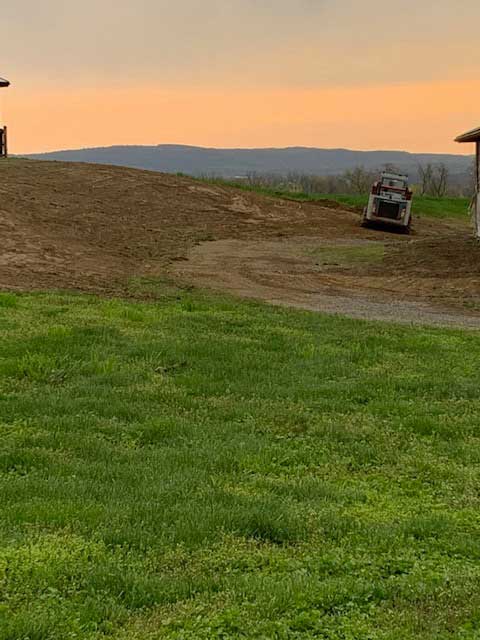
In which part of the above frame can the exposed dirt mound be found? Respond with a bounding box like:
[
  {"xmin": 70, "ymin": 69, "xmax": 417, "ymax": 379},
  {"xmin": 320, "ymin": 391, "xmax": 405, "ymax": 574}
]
[
  {"xmin": 0, "ymin": 159, "xmax": 369, "ymax": 294},
  {"xmin": 2, "ymin": 159, "xmax": 480, "ymax": 327}
]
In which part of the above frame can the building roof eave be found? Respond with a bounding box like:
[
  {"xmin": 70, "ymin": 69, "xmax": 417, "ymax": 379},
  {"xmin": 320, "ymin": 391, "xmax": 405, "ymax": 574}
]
[{"xmin": 456, "ymin": 127, "xmax": 480, "ymax": 144}]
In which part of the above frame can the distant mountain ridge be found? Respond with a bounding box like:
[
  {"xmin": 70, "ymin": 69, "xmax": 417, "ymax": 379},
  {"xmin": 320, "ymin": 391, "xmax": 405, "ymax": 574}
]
[{"xmin": 24, "ymin": 144, "xmax": 473, "ymax": 179}]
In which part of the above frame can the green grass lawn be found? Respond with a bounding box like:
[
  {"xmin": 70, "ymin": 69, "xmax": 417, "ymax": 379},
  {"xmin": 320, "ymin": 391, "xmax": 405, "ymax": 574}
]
[
  {"xmin": 305, "ymin": 244, "xmax": 385, "ymax": 267},
  {"xmin": 307, "ymin": 194, "xmax": 471, "ymax": 221},
  {"xmin": 321, "ymin": 194, "xmax": 470, "ymax": 221},
  {"xmin": 1, "ymin": 290, "xmax": 480, "ymax": 639}
]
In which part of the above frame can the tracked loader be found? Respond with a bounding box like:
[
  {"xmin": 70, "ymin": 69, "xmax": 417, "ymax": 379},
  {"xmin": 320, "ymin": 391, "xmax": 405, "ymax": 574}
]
[{"xmin": 362, "ymin": 172, "xmax": 413, "ymax": 233}]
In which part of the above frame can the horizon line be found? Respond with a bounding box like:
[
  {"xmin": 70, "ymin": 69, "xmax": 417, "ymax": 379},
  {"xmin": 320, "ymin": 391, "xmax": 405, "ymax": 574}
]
[{"xmin": 19, "ymin": 143, "xmax": 474, "ymax": 157}]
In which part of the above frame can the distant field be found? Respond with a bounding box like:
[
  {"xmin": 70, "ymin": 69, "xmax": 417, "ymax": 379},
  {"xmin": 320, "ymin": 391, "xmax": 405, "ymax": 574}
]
[
  {"xmin": 2, "ymin": 290, "xmax": 480, "ymax": 639},
  {"xmin": 309, "ymin": 194, "xmax": 471, "ymax": 220},
  {"xmin": 311, "ymin": 194, "xmax": 471, "ymax": 221},
  {"xmin": 204, "ymin": 179, "xmax": 471, "ymax": 221}
]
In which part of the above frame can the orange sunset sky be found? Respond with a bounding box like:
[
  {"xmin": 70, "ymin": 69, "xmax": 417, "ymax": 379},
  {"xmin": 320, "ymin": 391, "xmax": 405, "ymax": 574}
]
[{"xmin": 2, "ymin": 1, "xmax": 480, "ymax": 155}]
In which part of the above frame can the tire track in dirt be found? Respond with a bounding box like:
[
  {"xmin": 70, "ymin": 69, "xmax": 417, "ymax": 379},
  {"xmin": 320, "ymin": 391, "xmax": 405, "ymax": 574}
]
[{"xmin": 173, "ymin": 236, "xmax": 480, "ymax": 329}]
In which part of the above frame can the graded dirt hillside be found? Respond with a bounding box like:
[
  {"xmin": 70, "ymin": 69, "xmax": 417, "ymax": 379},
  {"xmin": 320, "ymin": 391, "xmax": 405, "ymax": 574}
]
[{"xmin": 2, "ymin": 159, "xmax": 480, "ymax": 326}]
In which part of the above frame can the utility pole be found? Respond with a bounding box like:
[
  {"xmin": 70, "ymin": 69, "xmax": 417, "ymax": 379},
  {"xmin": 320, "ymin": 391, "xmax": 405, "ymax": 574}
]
[{"xmin": 0, "ymin": 77, "xmax": 10, "ymax": 158}]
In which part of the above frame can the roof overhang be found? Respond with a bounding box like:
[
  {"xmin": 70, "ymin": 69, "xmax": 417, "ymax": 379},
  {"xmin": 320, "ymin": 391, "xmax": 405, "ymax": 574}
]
[
  {"xmin": 0, "ymin": 77, "xmax": 10, "ymax": 88},
  {"xmin": 456, "ymin": 127, "xmax": 480, "ymax": 143}
]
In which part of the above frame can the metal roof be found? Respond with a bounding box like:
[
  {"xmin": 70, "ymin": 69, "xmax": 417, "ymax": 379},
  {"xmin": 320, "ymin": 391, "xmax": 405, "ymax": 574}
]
[
  {"xmin": 0, "ymin": 77, "xmax": 9, "ymax": 88},
  {"xmin": 456, "ymin": 126, "xmax": 480, "ymax": 143}
]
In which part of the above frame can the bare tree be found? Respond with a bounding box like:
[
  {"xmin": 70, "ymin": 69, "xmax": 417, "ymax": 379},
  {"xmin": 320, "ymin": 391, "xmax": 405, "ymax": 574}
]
[
  {"xmin": 417, "ymin": 163, "xmax": 434, "ymax": 196},
  {"xmin": 245, "ymin": 171, "xmax": 261, "ymax": 187},
  {"xmin": 430, "ymin": 164, "xmax": 449, "ymax": 198},
  {"xmin": 343, "ymin": 166, "xmax": 376, "ymax": 195}
]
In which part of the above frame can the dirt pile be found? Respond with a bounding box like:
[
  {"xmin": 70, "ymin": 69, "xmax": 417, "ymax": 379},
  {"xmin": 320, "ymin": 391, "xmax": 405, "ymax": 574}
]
[
  {"xmin": 1, "ymin": 159, "xmax": 480, "ymax": 326},
  {"xmin": 0, "ymin": 159, "xmax": 367, "ymax": 294}
]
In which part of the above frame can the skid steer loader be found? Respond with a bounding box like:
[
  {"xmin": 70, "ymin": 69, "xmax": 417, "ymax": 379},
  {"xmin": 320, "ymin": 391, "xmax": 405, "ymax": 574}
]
[{"xmin": 362, "ymin": 172, "xmax": 413, "ymax": 233}]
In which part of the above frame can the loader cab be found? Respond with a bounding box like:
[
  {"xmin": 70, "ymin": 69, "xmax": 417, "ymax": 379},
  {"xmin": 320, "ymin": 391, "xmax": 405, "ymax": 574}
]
[
  {"xmin": 383, "ymin": 177, "xmax": 406, "ymax": 189},
  {"xmin": 379, "ymin": 172, "xmax": 409, "ymax": 192}
]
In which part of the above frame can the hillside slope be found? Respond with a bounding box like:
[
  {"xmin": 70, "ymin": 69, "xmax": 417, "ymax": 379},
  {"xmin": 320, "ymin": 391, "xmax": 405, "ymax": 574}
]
[
  {"xmin": 2, "ymin": 159, "xmax": 480, "ymax": 326},
  {"xmin": 0, "ymin": 159, "xmax": 365, "ymax": 294},
  {"xmin": 25, "ymin": 144, "xmax": 473, "ymax": 179}
]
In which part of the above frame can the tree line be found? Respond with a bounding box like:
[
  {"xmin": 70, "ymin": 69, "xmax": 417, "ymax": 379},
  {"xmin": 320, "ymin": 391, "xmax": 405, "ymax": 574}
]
[{"xmin": 213, "ymin": 161, "xmax": 475, "ymax": 198}]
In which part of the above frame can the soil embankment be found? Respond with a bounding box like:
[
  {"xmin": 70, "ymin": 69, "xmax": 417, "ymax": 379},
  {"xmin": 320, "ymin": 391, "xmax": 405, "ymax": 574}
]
[{"xmin": 2, "ymin": 159, "xmax": 480, "ymax": 327}]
